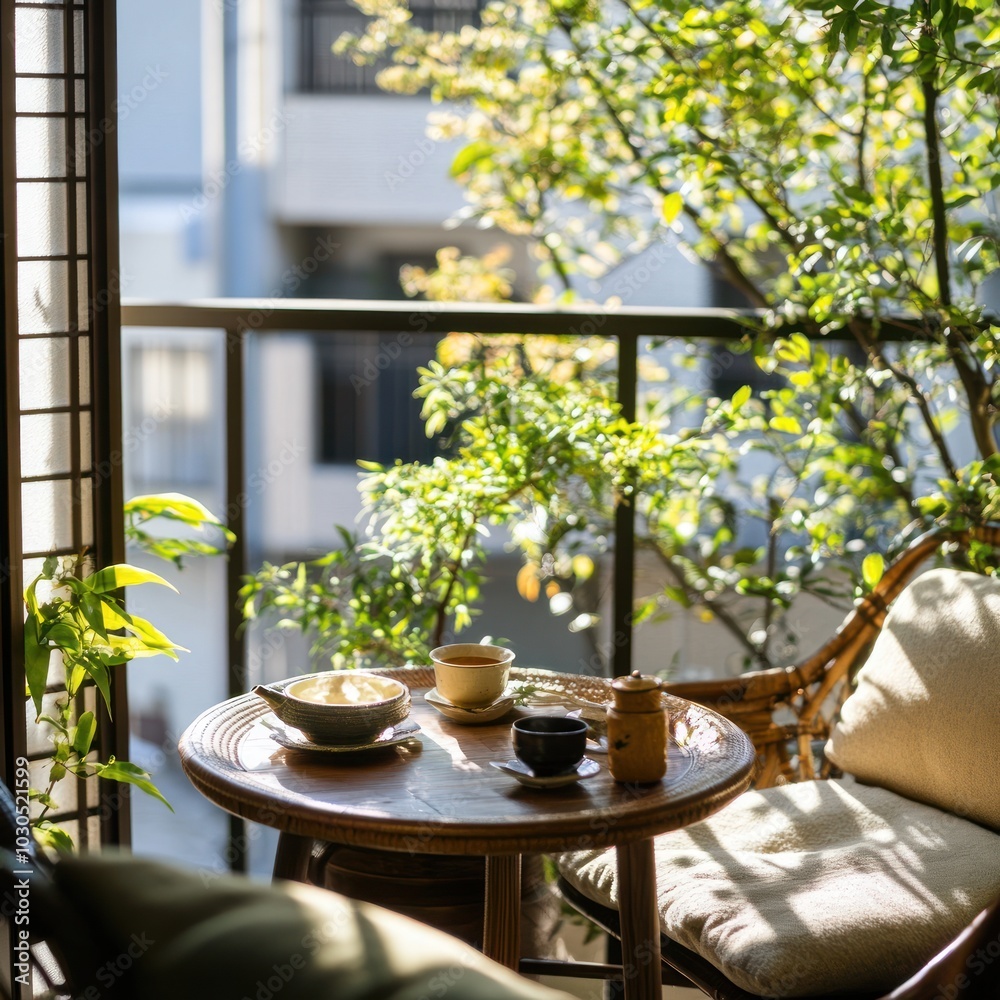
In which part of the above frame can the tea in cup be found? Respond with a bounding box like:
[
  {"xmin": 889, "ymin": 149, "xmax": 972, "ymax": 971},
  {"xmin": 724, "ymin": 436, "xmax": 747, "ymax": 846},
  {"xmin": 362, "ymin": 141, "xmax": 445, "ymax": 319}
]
[{"xmin": 430, "ymin": 642, "xmax": 514, "ymax": 708}]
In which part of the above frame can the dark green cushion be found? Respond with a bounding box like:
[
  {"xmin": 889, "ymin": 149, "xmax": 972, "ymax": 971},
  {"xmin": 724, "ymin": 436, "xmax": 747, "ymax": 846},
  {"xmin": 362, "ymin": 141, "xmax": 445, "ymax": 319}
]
[{"xmin": 55, "ymin": 855, "xmax": 569, "ymax": 1000}]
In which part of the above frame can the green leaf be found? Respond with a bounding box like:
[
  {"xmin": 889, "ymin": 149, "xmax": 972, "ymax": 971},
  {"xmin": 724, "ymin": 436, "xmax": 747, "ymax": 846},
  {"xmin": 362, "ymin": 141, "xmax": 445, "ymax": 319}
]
[
  {"xmin": 122, "ymin": 612, "xmax": 182, "ymax": 652},
  {"xmin": 662, "ymin": 585, "xmax": 692, "ymax": 608},
  {"xmin": 731, "ymin": 384, "xmax": 752, "ymax": 408},
  {"xmin": 79, "ymin": 592, "xmax": 109, "ymax": 640},
  {"xmin": 86, "ymin": 563, "xmax": 178, "ymax": 594},
  {"xmin": 104, "ymin": 635, "xmax": 182, "ymax": 660},
  {"xmin": 449, "ymin": 141, "xmax": 495, "ymax": 177},
  {"xmin": 843, "ymin": 13, "xmax": 860, "ymax": 52},
  {"xmin": 827, "ymin": 11, "xmax": 848, "ymax": 52},
  {"xmin": 24, "ymin": 576, "xmax": 41, "ymax": 618},
  {"xmin": 129, "ymin": 535, "xmax": 230, "ymax": 568},
  {"xmin": 125, "ymin": 492, "xmax": 227, "ymax": 529},
  {"xmin": 45, "ymin": 622, "xmax": 82, "ymax": 654},
  {"xmin": 661, "ymin": 191, "xmax": 684, "ymax": 224},
  {"xmin": 770, "ymin": 415, "xmax": 803, "ymax": 434},
  {"xmin": 101, "ymin": 598, "xmax": 131, "ymax": 631},
  {"xmin": 82, "ymin": 658, "xmax": 113, "ymax": 713},
  {"xmin": 862, "ymin": 552, "xmax": 885, "ymax": 589},
  {"xmin": 28, "ymin": 789, "xmax": 59, "ymax": 810},
  {"xmin": 34, "ymin": 822, "xmax": 75, "ymax": 855},
  {"xmin": 23, "ymin": 620, "xmax": 51, "ymax": 718},
  {"xmin": 124, "ymin": 493, "xmax": 234, "ymax": 560},
  {"xmin": 71, "ymin": 711, "xmax": 97, "ymax": 756},
  {"xmin": 96, "ymin": 760, "xmax": 173, "ymax": 810}
]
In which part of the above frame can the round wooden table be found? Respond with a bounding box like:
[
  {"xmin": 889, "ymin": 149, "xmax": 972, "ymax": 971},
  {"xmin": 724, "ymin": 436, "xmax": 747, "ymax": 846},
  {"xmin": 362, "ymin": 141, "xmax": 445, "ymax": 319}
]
[{"xmin": 179, "ymin": 666, "xmax": 756, "ymax": 1000}]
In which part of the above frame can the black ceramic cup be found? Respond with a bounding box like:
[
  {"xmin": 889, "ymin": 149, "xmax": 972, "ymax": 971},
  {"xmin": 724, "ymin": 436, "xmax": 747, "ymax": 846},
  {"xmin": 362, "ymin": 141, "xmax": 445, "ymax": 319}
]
[{"xmin": 511, "ymin": 716, "xmax": 588, "ymax": 777}]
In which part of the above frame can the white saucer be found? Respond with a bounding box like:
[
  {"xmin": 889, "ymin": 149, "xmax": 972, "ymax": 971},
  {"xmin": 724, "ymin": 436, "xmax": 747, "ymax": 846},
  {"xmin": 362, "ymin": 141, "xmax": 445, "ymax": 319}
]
[
  {"xmin": 424, "ymin": 687, "xmax": 515, "ymax": 724},
  {"xmin": 489, "ymin": 757, "xmax": 601, "ymax": 788},
  {"xmin": 262, "ymin": 717, "xmax": 421, "ymax": 754}
]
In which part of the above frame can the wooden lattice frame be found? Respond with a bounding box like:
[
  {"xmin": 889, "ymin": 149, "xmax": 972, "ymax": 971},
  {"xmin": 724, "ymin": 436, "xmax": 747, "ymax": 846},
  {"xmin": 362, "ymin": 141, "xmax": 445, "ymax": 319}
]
[{"xmin": 664, "ymin": 524, "xmax": 1000, "ymax": 788}]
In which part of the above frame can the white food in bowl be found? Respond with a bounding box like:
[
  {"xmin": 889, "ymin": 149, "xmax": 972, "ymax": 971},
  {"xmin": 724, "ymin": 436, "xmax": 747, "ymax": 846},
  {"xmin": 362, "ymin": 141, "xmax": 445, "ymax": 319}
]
[{"xmin": 286, "ymin": 673, "xmax": 404, "ymax": 706}]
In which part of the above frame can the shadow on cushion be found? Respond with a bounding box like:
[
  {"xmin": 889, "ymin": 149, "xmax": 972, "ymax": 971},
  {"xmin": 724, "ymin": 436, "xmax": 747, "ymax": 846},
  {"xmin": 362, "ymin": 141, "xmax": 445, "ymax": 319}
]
[{"xmin": 557, "ymin": 777, "xmax": 1000, "ymax": 997}]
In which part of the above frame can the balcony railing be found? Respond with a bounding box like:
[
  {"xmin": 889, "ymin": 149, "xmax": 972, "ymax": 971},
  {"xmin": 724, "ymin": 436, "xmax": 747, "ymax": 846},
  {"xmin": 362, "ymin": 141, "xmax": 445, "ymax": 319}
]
[
  {"xmin": 120, "ymin": 297, "xmax": 909, "ymax": 870},
  {"xmin": 298, "ymin": 0, "xmax": 482, "ymax": 94},
  {"xmin": 120, "ymin": 298, "xmax": 915, "ymax": 685}
]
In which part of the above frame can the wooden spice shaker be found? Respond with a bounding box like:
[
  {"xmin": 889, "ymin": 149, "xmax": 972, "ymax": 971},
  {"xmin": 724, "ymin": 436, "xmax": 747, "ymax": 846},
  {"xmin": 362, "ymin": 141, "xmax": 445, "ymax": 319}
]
[{"xmin": 607, "ymin": 670, "xmax": 667, "ymax": 784}]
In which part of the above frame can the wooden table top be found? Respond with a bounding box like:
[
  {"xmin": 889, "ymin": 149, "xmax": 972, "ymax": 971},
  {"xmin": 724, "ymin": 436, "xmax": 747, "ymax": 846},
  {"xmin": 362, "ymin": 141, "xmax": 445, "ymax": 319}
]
[{"xmin": 179, "ymin": 666, "xmax": 757, "ymax": 856}]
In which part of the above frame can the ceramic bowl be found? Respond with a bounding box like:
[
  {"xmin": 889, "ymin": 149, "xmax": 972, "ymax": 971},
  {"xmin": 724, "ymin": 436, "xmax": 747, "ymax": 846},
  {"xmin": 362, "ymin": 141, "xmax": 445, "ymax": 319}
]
[
  {"xmin": 252, "ymin": 672, "xmax": 410, "ymax": 745},
  {"xmin": 429, "ymin": 643, "xmax": 515, "ymax": 708},
  {"xmin": 511, "ymin": 716, "xmax": 588, "ymax": 777}
]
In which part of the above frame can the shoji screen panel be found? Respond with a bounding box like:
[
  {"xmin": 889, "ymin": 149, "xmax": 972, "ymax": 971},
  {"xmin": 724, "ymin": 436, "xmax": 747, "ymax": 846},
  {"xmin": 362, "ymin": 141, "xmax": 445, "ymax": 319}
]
[{"xmin": 1, "ymin": 0, "xmax": 126, "ymax": 873}]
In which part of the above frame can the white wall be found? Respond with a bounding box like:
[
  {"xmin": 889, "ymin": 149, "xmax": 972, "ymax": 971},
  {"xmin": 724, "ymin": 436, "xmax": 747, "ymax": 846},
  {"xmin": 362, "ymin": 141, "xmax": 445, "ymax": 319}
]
[
  {"xmin": 275, "ymin": 96, "xmax": 466, "ymax": 225},
  {"xmin": 116, "ymin": 0, "xmax": 206, "ymax": 189},
  {"xmin": 119, "ymin": 199, "xmax": 218, "ymax": 300}
]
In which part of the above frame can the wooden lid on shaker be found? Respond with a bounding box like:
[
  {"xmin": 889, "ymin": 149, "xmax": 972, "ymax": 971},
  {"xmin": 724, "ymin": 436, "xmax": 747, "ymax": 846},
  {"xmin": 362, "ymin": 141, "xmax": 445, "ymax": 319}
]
[
  {"xmin": 611, "ymin": 670, "xmax": 664, "ymax": 711},
  {"xmin": 612, "ymin": 670, "xmax": 661, "ymax": 692}
]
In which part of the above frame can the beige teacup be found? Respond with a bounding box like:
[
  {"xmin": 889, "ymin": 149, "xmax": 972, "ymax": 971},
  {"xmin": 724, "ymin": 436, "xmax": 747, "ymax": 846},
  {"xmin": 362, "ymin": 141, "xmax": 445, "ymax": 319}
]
[{"xmin": 430, "ymin": 643, "xmax": 515, "ymax": 708}]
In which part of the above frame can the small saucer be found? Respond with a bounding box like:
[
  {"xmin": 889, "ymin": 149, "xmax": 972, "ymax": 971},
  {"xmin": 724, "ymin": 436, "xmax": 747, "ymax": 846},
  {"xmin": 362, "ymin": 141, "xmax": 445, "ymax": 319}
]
[
  {"xmin": 424, "ymin": 687, "xmax": 515, "ymax": 724},
  {"xmin": 489, "ymin": 757, "xmax": 601, "ymax": 788},
  {"xmin": 262, "ymin": 717, "xmax": 421, "ymax": 754}
]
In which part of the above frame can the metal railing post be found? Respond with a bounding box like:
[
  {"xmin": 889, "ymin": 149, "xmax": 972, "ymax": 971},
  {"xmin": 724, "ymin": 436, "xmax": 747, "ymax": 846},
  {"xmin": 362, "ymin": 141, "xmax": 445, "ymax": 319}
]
[
  {"xmin": 611, "ymin": 333, "xmax": 639, "ymax": 678},
  {"xmin": 225, "ymin": 324, "xmax": 248, "ymax": 872}
]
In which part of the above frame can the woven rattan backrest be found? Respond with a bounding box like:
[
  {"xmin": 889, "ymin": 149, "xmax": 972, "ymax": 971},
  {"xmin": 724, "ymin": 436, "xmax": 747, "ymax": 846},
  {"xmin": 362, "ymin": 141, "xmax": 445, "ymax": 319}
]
[{"xmin": 665, "ymin": 525, "xmax": 1000, "ymax": 786}]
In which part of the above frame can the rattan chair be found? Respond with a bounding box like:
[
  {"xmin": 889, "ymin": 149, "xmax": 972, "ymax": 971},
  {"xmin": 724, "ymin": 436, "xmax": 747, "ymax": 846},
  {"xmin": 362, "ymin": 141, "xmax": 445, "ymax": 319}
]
[{"xmin": 557, "ymin": 525, "xmax": 1000, "ymax": 999}]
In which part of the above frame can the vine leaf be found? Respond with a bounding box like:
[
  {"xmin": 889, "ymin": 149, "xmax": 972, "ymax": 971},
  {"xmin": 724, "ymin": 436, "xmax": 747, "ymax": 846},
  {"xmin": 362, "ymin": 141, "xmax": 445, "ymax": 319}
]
[
  {"xmin": 86, "ymin": 564, "xmax": 178, "ymax": 594},
  {"xmin": 79, "ymin": 592, "xmax": 109, "ymax": 640},
  {"xmin": 23, "ymin": 619, "xmax": 51, "ymax": 719},
  {"xmin": 71, "ymin": 711, "xmax": 96, "ymax": 757},
  {"xmin": 96, "ymin": 759, "xmax": 173, "ymax": 811}
]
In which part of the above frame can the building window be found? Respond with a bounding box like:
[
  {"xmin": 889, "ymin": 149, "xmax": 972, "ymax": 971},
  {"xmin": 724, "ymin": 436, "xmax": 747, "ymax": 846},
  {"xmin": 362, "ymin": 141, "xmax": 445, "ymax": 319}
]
[
  {"xmin": 316, "ymin": 332, "xmax": 444, "ymax": 465},
  {"xmin": 299, "ymin": 0, "xmax": 482, "ymax": 94},
  {"xmin": 128, "ymin": 345, "xmax": 216, "ymax": 486}
]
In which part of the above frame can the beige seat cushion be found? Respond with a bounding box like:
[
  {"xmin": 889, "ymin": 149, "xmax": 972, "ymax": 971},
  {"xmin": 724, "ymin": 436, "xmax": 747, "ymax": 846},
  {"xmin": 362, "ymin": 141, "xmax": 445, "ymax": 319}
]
[
  {"xmin": 56, "ymin": 855, "xmax": 571, "ymax": 1000},
  {"xmin": 557, "ymin": 778, "xmax": 1000, "ymax": 997},
  {"xmin": 825, "ymin": 568, "xmax": 1000, "ymax": 831}
]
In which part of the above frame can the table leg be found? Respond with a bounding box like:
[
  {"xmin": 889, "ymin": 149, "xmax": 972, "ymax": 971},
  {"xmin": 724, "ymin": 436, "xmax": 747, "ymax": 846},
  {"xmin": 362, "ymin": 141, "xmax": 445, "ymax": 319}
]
[
  {"xmin": 616, "ymin": 838, "xmax": 660, "ymax": 1000},
  {"xmin": 272, "ymin": 832, "xmax": 313, "ymax": 883},
  {"xmin": 483, "ymin": 854, "xmax": 521, "ymax": 970}
]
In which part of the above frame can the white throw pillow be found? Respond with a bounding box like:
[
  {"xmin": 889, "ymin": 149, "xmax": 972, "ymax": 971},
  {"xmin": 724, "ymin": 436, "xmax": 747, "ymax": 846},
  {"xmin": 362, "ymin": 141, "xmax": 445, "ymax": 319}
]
[{"xmin": 825, "ymin": 567, "xmax": 1000, "ymax": 831}]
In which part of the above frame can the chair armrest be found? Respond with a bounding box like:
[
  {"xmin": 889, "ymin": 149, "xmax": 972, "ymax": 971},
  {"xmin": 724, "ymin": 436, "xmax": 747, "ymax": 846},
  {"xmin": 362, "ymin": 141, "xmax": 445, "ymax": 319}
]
[
  {"xmin": 665, "ymin": 666, "xmax": 801, "ymax": 715},
  {"xmin": 664, "ymin": 668, "xmax": 811, "ymax": 748},
  {"xmin": 665, "ymin": 669, "xmax": 817, "ymax": 787}
]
